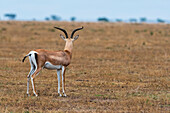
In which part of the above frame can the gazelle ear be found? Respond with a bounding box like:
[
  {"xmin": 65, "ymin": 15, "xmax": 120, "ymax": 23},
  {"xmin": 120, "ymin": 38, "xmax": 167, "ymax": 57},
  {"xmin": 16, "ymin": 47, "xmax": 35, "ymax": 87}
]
[
  {"xmin": 60, "ymin": 34, "xmax": 66, "ymax": 41},
  {"xmin": 72, "ymin": 35, "xmax": 79, "ymax": 41}
]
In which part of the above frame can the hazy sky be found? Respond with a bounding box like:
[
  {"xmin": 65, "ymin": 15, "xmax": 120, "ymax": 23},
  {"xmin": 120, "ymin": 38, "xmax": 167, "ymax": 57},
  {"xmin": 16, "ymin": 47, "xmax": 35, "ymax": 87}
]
[{"xmin": 0, "ymin": 0, "xmax": 170, "ymax": 21}]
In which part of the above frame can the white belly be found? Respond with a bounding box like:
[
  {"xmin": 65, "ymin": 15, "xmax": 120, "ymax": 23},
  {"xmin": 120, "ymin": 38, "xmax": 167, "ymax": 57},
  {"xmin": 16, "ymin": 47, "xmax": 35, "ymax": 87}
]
[{"xmin": 44, "ymin": 62, "xmax": 62, "ymax": 70}]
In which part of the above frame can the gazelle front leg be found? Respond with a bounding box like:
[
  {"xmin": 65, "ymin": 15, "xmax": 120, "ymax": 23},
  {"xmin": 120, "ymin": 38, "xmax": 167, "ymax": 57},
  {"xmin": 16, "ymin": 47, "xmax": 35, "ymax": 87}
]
[
  {"xmin": 57, "ymin": 69, "xmax": 62, "ymax": 96},
  {"xmin": 62, "ymin": 66, "xmax": 67, "ymax": 97}
]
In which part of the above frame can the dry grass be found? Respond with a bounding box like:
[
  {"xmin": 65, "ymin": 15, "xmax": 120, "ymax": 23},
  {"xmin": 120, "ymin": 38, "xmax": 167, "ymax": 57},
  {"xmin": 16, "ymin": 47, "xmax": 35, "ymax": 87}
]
[{"xmin": 0, "ymin": 21, "xmax": 170, "ymax": 112}]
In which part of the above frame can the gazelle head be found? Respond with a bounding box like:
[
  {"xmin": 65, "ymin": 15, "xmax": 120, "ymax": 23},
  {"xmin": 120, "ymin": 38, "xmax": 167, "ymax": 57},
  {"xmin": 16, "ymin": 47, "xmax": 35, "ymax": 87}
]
[
  {"xmin": 54, "ymin": 26, "xmax": 83, "ymax": 42},
  {"xmin": 54, "ymin": 26, "xmax": 83, "ymax": 52}
]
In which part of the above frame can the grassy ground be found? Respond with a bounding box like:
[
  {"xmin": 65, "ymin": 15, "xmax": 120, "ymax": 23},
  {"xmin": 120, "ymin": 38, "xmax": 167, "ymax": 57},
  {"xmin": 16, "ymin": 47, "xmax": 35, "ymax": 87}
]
[{"xmin": 0, "ymin": 21, "xmax": 169, "ymax": 112}]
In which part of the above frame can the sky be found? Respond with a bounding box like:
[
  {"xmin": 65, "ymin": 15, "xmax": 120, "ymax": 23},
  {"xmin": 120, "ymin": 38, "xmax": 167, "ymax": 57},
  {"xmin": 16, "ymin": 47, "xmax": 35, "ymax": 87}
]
[{"xmin": 0, "ymin": 0, "xmax": 170, "ymax": 21}]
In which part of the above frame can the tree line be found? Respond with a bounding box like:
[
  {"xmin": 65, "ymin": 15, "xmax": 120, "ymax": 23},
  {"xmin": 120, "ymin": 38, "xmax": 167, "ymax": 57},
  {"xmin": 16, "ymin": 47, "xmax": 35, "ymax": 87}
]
[{"xmin": 0, "ymin": 13, "xmax": 166, "ymax": 23}]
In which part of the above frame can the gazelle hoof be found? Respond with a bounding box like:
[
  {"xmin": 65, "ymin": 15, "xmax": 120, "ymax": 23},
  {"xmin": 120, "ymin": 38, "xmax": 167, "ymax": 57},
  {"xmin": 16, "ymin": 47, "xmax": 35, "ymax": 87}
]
[
  {"xmin": 63, "ymin": 93, "xmax": 67, "ymax": 97},
  {"xmin": 34, "ymin": 94, "xmax": 38, "ymax": 97},
  {"xmin": 58, "ymin": 93, "xmax": 62, "ymax": 97}
]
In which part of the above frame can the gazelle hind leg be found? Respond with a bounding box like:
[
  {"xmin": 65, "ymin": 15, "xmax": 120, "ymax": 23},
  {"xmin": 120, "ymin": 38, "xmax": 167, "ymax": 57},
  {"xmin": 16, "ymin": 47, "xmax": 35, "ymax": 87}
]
[
  {"xmin": 27, "ymin": 57, "xmax": 36, "ymax": 96},
  {"xmin": 29, "ymin": 53, "xmax": 42, "ymax": 97},
  {"xmin": 61, "ymin": 66, "xmax": 67, "ymax": 97},
  {"xmin": 31, "ymin": 68, "xmax": 42, "ymax": 97}
]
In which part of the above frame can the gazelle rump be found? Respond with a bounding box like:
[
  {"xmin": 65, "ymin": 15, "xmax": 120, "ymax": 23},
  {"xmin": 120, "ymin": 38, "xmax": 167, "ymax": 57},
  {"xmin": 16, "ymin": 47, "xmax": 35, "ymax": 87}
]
[{"xmin": 22, "ymin": 26, "xmax": 83, "ymax": 97}]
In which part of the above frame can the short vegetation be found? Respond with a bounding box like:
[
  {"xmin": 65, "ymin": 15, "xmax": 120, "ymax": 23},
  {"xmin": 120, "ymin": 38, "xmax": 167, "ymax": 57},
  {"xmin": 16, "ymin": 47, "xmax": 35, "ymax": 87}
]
[{"xmin": 0, "ymin": 21, "xmax": 169, "ymax": 112}]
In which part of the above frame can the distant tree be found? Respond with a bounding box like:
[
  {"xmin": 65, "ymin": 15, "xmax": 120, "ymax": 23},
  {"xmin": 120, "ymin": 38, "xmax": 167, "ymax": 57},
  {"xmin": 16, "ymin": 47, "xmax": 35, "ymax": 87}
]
[
  {"xmin": 157, "ymin": 18, "xmax": 165, "ymax": 23},
  {"xmin": 32, "ymin": 18, "xmax": 36, "ymax": 21},
  {"xmin": 129, "ymin": 18, "xmax": 137, "ymax": 23},
  {"xmin": 70, "ymin": 17, "xmax": 76, "ymax": 21},
  {"xmin": 4, "ymin": 13, "xmax": 16, "ymax": 20},
  {"xmin": 45, "ymin": 17, "xmax": 50, "ymax": 21},
  {"xmin": 51, "ymin": 15, "xmax": 61, "ymax": 21},
  {"xmin": 116, "ymin": 19, "xmax": 122, "ymax": 22},
  {"xmin": 98, "ymin": 17, "xmax": 109, "ymax": 22},
  {"xmin": 140, "ymin": 17, "xmax": 147, "ymax": 23}
]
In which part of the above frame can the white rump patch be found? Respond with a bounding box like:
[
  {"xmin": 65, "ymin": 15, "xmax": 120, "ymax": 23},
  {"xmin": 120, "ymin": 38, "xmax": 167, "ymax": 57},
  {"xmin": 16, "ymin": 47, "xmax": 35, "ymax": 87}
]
[
  {"xmin": 29, "ymin": 51, "xmax": 38, "ymax": 55},
  {"xmin": 44, "ymin": 61, "xmax": 62, "ymax": 70}
]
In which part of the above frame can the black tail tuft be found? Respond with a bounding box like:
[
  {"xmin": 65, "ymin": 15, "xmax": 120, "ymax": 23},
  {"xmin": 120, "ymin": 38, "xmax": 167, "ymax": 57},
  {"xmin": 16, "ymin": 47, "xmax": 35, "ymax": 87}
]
[
  {"xmin": 22, "ymin": 54, "xmax": 31, "ymax": 62},
  {"xmin": 22, "ymin": 56, "xmax": 27, "ymax": 62}
]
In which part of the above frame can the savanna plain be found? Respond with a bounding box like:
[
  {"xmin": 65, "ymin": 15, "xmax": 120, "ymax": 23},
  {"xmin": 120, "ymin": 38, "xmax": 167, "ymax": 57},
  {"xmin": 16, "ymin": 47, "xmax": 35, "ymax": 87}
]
[{"xmin": 0, "ymin": 21, "xmax": 169, "ymax": 112}]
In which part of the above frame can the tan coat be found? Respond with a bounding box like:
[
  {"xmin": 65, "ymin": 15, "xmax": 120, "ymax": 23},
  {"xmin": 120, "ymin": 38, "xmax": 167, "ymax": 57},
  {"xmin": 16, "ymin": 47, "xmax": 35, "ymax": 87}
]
[{"xmin": 34, "ymin": 49, "xmax": 72, "ymax": 68}]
